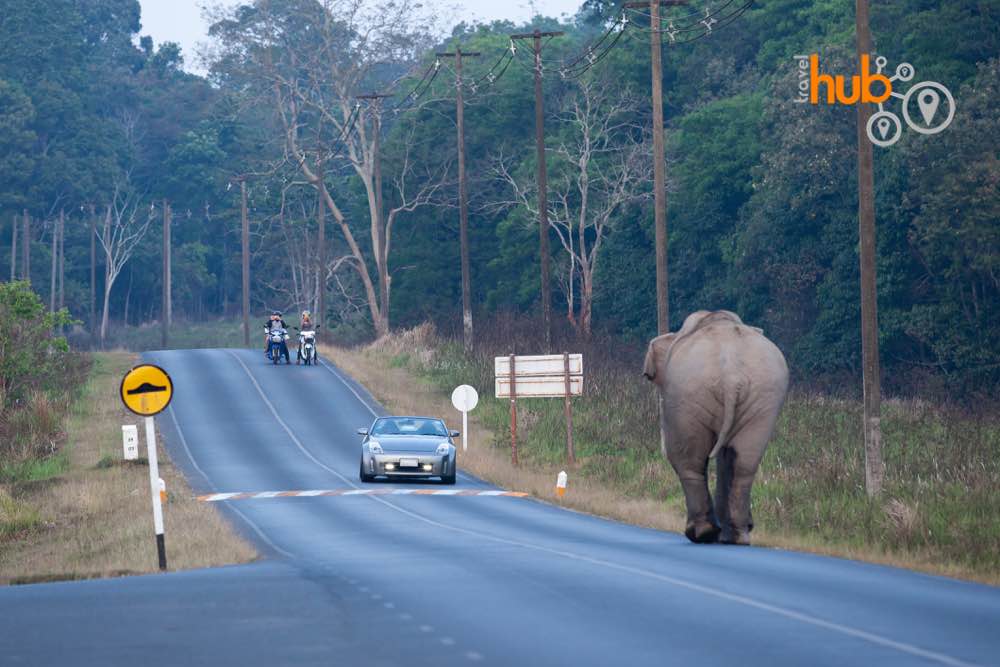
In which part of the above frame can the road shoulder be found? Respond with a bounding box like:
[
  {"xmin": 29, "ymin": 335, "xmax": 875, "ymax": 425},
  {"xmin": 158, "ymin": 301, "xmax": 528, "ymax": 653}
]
[{"xmin": 0, "ymin": 352, "xmax": 256, "ymax": 584}]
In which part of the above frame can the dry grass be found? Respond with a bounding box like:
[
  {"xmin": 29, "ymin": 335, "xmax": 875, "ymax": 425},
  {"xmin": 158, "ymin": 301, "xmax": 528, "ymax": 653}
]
[
  {"xmin": 322, "ymin": 325, "xmax": 1000, "ymax": 585},
  {"xmin": 0, "ymin": 352, "xmax": 256, "ymax": 584}
]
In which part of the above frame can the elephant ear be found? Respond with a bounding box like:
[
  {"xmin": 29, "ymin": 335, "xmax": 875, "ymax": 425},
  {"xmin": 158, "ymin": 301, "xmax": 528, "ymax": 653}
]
[{"xmin": 643, "ymin": 333, "xmax": 675, "ymax": 381}]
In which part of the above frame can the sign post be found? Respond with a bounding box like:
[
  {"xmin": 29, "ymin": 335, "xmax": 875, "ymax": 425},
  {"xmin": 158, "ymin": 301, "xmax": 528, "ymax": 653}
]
[
  {"xmin": 450, "ymin": 384, "xmax": 479, "ymax": 452},
  {"xmin": 495, "ymin": 354, "xmax": 583, "ymax": 465},
  {"xmin": 120, "ymin": 364, "xmax": 174, "ymax": 571}
]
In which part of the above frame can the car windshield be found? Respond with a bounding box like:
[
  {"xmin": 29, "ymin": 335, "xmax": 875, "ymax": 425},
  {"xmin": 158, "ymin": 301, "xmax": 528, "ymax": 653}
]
[{"xmin": 371, "ymin": 418, "xmax": 448, "ymax": 437}]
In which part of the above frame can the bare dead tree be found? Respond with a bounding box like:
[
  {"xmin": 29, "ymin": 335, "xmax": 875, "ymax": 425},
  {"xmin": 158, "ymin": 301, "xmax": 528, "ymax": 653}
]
[
  {"xmin": 96, "ymin": 181, "xmax": 155, "ymax": 345},
  {"xmin": 493, "ymin": 80, "xmax": 649, "ymax": 337},
  {"xmin": 208, "ymin": 0, "xmax": 444, "ymax": 337}
]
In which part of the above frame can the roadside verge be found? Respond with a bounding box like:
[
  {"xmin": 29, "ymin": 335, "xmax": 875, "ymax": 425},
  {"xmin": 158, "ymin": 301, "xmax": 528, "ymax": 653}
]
[{"xmin": 0, "ymin": 352, "xmax": 256, "ymax": 584}]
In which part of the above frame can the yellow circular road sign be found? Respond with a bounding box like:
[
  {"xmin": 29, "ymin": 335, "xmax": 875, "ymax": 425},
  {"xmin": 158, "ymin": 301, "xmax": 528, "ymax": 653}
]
[{"xmin": 120, "ymin": 364, "xmax": 173, "ymax": 416}]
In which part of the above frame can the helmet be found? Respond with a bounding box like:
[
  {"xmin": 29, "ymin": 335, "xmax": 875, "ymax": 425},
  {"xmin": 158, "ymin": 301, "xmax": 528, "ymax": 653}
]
[
  {"xmin": 271, "ymin": 310, "xmax": 282, "ymax": 317},
  {"xmin": 302, "ymin": 310, "xmax": 311, "ymax": 318}
]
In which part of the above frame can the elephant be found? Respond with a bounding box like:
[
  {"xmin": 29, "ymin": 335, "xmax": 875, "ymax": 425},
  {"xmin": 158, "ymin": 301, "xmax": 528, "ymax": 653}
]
[{"xmin": 643, "ymin": 310, "xmax": 788, "ymax": 545}]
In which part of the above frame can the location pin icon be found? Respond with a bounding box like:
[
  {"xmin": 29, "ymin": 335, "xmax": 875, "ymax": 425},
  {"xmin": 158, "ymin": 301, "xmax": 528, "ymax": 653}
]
[
  {"xmin": 918, "ymin": 89, "xmax": 940, "ymax": 125},
  {"xmin": 877, "ymin": 117, "xmax": 891, "ymax": 139}
]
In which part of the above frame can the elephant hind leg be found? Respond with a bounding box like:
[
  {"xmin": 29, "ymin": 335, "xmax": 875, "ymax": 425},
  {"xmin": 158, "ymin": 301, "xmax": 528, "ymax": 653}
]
[
  {"xmin": 720, "ymin": 423, "xmax": 772, "ymax": 545},
  {"xmin": 715, "ymin": 447, "xmax": 736, "ymax": 543},
  {"xmin": 677, "ymin": 462, "xmax": 720, "ymax": 544},
  {"xmin": 663, "ymin": 417, "xmax": 719, "ymax": 544}
]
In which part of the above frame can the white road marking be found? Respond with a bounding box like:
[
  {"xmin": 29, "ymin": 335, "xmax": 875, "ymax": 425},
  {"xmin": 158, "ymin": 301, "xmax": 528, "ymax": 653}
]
[
  {"xmin": 227, "ymin": 351, "xmax": 360, "ymax": 490},
  {"xmin": 165, "ymin": 396, "xmax": 296, "ymax": 561},
  {"xmin": 441, "ymin": 637, "xmax": 455, "ymax": 646},
  {"xmin": 318, "ymin": 358, "xmax": 381, "ymax": 417},
  {"xmin": 465, "ymin": 651, "xmax": 484, "ymax": 661},
  {"xmin": 419, "ymin": 625, "xmax": 434, "ymax": 633},
  {"xmin": 196, "ymin": 488, "xmax": 528, "ymax": 501},
  {"xmin": 365, "ymin": 493, "xmax": 979, "ymax": 667}
]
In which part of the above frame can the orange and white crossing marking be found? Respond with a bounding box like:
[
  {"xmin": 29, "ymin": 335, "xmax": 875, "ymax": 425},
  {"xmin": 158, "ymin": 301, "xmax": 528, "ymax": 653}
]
[{"xmin": 197, "ymin": 489, "xmax": 529, "ymax": 502}]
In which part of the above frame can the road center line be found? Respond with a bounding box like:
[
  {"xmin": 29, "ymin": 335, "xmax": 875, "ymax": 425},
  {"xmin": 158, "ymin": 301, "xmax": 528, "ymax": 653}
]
[{"xmin": 161, "ymin": 370, "xmax": 296, "ymax": 561}]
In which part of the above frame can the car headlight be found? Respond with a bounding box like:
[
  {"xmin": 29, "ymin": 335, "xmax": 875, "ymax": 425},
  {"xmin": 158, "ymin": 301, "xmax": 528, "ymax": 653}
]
[
  {"xmin": 369, "ymin": 440, "xmax": 383, "ymax": 454},
  {"xmin": 436, "ymin": 442, "xmax": 451, "ymax": 455}
]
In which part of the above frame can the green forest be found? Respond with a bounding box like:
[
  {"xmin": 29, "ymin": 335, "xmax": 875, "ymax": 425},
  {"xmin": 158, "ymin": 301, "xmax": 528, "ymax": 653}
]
[{"xmin": 1, "ymin": 0, "xmax": 997, "ymax": 398}]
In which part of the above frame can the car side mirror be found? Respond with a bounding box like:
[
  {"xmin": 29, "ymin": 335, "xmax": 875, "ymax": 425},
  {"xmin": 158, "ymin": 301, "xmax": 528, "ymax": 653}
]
[
  {"xmin": 357, "ymin": 428, "xmax": 368, "ymax": 436},
  {"xmin": 449, "ymin": 430, "xmax": 460, "ymax": 438}
]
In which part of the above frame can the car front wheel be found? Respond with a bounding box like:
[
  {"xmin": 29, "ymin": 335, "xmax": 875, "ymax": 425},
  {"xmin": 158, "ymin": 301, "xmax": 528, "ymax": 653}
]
[{"xmin": 360, "ymin": 460, "xmax": 375, "ymax": 483}]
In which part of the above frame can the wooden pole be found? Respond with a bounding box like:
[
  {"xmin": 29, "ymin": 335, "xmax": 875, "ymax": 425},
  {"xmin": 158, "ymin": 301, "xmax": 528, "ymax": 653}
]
[
  {"xmin": 241, "ymin": 179, "xmax": 250, "ymax": 347},
  {"xmin": 509, "ymin": 353, "xmax": 518, "ymax": 466},
  {"xmin": 533, "ymin": 31, "xmax": 553, "ymax": 352},
  {"xmin": 564, "ymin": 351, "xmax": 575, "ymax": 465},
  {"xmin": 58, "ymin": 210, "xmax": 64, "ymax": 311},
  {"xmin": 21, "ymin": 210, "xmax": 29, "ymax": 282},
  {"xmin": 437, "ymin": 47, "xmax": 480, "ymax": 355},
  {"xmin": 511, "ymin": 30, "xmax": 563, "ymax": 352},
  {"xmin": 49, "ymin": 217, "xmax": 58, "ymax": 312},
  {"xmin": 650, "ymin": 0, "xmax": 670, "ymax": 335},
  {"xmin": 162, "ymin": 200, "xmax": 170, "ymax": 349},
  {"xmin": 855, "ymin": 0, "xmax": 884, "ymax": 497},
  {"xmin": 374, "ymin": 107, "xmax": 388, "ymax": 335},
  {"xmin": 89, "ymin": 204, "xmax": 96, "ymax": 333},
  {"xmin": 9, "ymin": 213, "xmax": 17, "ymax": 281}
]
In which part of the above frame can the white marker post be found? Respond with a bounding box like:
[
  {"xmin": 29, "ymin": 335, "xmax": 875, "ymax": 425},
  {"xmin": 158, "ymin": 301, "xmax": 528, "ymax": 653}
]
[
  {"xmin": 450, "ymin": 384, "xmax": 479, "ymax": 452},
  {"xmin": 122, "ymin": 424, "xmax": 139, "ymax": 461},
  {"xmin": 144, "ymin": 416, "xmax": 167, "ymax": 570}
]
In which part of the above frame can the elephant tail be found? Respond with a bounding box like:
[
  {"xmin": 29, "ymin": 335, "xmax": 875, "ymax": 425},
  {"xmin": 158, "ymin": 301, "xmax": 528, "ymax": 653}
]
[{"xmin": 709, "ymin": 383, "xmax": 737, "ymax": 459}]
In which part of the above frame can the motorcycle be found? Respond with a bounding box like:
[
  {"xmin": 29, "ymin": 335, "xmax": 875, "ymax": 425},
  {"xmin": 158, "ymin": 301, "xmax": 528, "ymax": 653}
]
[
  {"xmin": 295, "ymin": 326, "xmax": 319, "ymax": 365},
  {"xmin": 265, "ymin": 326, "xmax": 289, "ymax": 365}
]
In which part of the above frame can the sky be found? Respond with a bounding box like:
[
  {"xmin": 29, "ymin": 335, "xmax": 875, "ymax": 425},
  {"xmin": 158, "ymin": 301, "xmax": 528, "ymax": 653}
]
[{"xmin": 138, "ymin": 0, "xmax": 586, "ymax": 74}]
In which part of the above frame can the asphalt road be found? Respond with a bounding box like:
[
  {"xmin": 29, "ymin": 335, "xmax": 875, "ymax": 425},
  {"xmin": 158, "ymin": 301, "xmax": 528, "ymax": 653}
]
[{"xmin": 2, "ymin": 348, "xmax": 998, "ymax": 667}]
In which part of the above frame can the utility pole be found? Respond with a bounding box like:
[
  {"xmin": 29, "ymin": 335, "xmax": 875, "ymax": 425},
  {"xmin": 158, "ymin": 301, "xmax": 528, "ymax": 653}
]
[
  {"xmin": 161, "ymin": 200, "xmax": 171, "ymax": 349},
  {"xmin": 437, "ymin": 46, "xmax": 481, "ymax": 355},
  {"xmin": 855, "ymin": 0, "xmax": 884, "ymax": 497},
  {"xmin": 240, "ymin": 178, "xmax": 250, "ymax": 347},
  {"xmin": 316, "ymin": 176, "xmax": 326, "ymax": 337},
  {"xmin": 58, "ymin": 209, "xmax": 64, "ymax": 311},
  {"xmin": 21, "ymin": 209, "xmax": 30, "ymax": 282},
  {"xmin": 10, "ymin": 213, "xmax": 17, "ymax": 281},
  {"xmin": 50, "ymin": 216, "xmax": 58, "ymax": 312},
  {"xmin": 89, "ymin": 204, "xmax": 97, "ymax": 334},
  {"xmin": 511, "ymin": 29, "xmax": 563, "ymax": 352},
  {"xmin": 626, "ymin": 0, "xmax": 686, "ymax": 335},
  {"xmin": 356, "ymin": 92, "xmax": 393, "ymax": 337}
]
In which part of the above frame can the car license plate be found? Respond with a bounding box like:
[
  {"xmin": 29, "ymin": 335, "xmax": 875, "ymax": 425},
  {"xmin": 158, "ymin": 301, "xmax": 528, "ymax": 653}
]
[{"xmin": 399, "ymin": 458, "xmax": 418, "ymax": 468}]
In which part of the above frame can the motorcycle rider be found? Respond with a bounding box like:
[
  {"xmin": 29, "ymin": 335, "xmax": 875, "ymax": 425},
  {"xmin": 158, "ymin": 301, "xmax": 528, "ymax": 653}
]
[
  {"xmin": 264, "ymin": 310, "xmax": 290, "ymax": 363},
  {"xmin": 297, "ymin": 310, "xmax": 315, "ymax": 365}
]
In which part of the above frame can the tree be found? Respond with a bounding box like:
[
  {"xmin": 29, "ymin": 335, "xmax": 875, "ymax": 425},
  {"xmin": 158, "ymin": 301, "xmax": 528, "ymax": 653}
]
[
  {"xmin": 495, "ymin": 79, "xmax": 648, "ymax": 337},
  {"xmin": 96, "ymin": 181, "xmax": 155, "ymax": 344}
]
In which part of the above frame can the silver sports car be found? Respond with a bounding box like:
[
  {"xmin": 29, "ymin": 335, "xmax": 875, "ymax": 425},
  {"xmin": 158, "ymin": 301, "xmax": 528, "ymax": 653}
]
[{"xmin": 358, "ymin": 416, "xmax": 458, "ymax": 484}]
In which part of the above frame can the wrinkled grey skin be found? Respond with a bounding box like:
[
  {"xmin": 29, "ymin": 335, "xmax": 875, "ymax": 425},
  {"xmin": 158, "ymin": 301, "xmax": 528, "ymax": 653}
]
[{"xmin": 643, "ymin": 311, "xmax": 789, "ymax": 545}]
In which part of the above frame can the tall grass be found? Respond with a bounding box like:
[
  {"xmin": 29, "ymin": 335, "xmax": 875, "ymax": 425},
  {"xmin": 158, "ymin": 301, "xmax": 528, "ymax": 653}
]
[{"xmin": 372, "ymin": 319, "xmax": 1000, "ymax": 577}]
